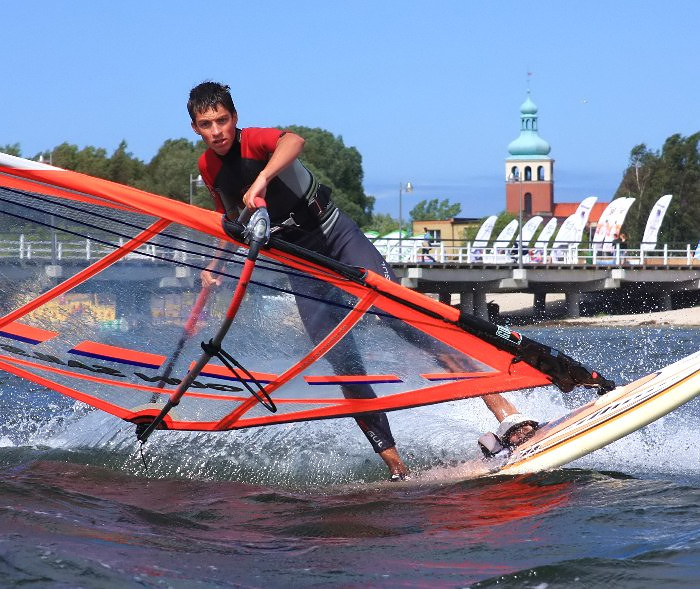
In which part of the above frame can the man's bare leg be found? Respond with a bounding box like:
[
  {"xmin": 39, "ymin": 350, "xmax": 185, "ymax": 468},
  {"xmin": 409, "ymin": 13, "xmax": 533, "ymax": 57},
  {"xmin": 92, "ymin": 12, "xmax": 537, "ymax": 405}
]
[
  {"xmin": 482, "ymin": 393, "xmax": 519, "ymax": 421},
  {"xmin": 379, "ymin": 446, "xmax": 408, "ymax": 479}
]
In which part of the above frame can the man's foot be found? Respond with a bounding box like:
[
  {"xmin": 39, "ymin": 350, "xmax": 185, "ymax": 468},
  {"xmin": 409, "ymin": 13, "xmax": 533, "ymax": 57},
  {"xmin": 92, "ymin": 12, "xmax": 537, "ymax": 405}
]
[
  {"xmin": 479, "ymin": 414, "xmax": 540, "ymax": 457},
  {"xmin": 495, "ymin": 414, "xmax": 540, "ymax": 448},
  {"xmin": 379, "ymin": 447, "xmax": 409, "ymax": 480},
  {"xmin": 389, "ymin": 472, "xmax": 409, "ymax": 482},
  {"xmin": 478, "ymin": 431, "xmax": 505, "ymax": 458}
]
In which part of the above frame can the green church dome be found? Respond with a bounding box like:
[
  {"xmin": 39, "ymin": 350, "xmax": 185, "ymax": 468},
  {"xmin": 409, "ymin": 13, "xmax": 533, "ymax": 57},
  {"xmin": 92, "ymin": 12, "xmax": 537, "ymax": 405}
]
[
  {"xmin": 507, "ymin": 91, "xmax": 551, "ymax": 157},
  {"xmin": 520, "ymin": 95, "xmax": 538, "ymax": 115}
]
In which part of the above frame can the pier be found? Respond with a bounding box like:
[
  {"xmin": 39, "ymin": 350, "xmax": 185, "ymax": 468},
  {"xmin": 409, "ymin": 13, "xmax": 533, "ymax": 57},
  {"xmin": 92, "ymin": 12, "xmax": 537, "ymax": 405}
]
[{"xmin": 1, "ymin": 235, "xmax": 699, "ymax": 321}]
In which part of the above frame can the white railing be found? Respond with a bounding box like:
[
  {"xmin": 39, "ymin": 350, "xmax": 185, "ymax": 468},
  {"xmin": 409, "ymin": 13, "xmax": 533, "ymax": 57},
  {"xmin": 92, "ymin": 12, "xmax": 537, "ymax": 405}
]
[
  {"xmin": 0, "ymin": 235, "xmax": 207, "ymax": 264},
  {"xmin": 1, "ymin": 235, "xmax": 698, "ymax": 267},
  {"xmin": 370, "ymin": 238, "xmax": 700, "ymax": 266}
]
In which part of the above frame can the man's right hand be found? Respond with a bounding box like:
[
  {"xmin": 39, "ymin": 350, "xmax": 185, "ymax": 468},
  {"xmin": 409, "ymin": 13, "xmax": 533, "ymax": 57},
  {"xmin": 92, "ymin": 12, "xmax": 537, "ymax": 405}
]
[{"xmin": 201, "ymin": 268, "xmax": 221, "ymax": 288}]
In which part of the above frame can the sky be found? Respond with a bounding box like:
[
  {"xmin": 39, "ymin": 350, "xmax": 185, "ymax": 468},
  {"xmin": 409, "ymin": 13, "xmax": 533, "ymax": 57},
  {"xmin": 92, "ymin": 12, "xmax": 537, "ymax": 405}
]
[{"xmin": 3, "ymin": 1, "xmax": 700, "ymax": 219}]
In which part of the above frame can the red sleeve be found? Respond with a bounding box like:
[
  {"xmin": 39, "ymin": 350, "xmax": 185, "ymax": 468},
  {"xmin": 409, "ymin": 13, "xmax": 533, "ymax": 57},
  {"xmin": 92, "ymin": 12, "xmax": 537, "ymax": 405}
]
[
  {"xmin": 198, "ymin": 150, "xmax": 225, "ymax": 213},
  {"xmin": 241, "ymin": 127, "xmax": 285, "ymax": 159}
]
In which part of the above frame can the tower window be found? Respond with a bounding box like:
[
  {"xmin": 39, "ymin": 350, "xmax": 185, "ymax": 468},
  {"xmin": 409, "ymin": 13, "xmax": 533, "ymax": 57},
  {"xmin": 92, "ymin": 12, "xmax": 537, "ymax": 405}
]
[
  {"xmin": 524, "ymin": 166, "xmax": 532, "ymax": 181},
  {"xmin": 524, "ymin": 193, "xmax": 532, "ymax": 215},
  {"xmin": 537, "ymin": 166, "xmax": 545, "ymax": 181}
]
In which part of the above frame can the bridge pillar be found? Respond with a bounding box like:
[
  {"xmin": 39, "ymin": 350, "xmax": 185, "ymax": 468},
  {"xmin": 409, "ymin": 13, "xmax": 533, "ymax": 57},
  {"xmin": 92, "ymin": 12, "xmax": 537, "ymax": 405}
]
[
  {"xmin": 566, "ymin": 292, "xmax": 581, "ymax": 318},
  {"xmin": 534, "ymin": 292, "xmax": 547, "ymax": 317},
  {"xmin": 459, "ymin": 292, "xmax": 474, "ymax": 315},
  {"xmin": 474, "ymin": 290, "xmax": 488, "ymax": 320}
]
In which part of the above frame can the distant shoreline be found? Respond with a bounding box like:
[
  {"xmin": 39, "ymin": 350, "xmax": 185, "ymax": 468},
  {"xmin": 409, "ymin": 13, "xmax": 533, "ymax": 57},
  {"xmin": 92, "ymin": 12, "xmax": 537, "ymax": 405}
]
[{"xmin": 485, "ymin": 292, "xmax": 700, "ymax": 328}]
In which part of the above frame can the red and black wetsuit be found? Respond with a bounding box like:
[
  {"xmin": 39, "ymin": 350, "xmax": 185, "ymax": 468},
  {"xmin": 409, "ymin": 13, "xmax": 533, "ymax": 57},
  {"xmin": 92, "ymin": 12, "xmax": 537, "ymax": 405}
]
[{"xmin": 199, "ymin": 127, "xmax": 397, "ymax": 453}]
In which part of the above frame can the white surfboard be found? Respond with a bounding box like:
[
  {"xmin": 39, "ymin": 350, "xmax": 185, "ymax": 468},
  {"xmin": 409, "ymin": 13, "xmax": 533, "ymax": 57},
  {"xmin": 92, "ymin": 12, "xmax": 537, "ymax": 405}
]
[{"xmin": 491, "ymin": 350, "xmax": 700, "ymax": 476}]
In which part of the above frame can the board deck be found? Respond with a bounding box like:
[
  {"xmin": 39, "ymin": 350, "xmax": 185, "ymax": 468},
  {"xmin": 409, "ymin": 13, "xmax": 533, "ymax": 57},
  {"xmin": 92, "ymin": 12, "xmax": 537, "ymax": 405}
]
[{"xmin": 490, "ymin": 350, "xmax": 700, "ymax": 476}]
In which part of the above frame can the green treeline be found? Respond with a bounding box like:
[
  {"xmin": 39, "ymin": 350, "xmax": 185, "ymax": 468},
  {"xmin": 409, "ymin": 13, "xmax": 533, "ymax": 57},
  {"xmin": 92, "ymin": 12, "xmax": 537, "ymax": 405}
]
[
  {"xmin": 1, "ymin": 127, "xmax": 379, "ymax": 224},
  {"xmin": 3, "ymin": 128, "xmax": 699, "ymax": 243},
  {"xmin": 615, "ymin": 132, "xmax": 700, "ymax": 246}
]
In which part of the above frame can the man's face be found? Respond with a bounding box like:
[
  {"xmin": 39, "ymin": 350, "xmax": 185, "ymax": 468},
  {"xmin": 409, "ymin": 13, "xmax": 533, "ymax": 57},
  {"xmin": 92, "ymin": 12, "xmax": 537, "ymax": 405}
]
[{"xmin": 191, "ymin": 105, "xmax": 238, "ymax": 155}]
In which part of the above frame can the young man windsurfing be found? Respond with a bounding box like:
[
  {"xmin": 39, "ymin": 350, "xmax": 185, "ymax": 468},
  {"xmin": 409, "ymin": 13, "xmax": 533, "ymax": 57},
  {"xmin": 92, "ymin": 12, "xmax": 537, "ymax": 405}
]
[{"xmin": 187, "ymin": 81, "xmax": 538, "ymax": 477}]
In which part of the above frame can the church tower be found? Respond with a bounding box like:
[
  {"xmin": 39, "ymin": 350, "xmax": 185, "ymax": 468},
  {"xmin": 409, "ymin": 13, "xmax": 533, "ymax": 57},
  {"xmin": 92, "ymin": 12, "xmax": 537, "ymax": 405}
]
[{"xmin": 505, "ymin": 91, "xmax": 554, "ymax": 216}]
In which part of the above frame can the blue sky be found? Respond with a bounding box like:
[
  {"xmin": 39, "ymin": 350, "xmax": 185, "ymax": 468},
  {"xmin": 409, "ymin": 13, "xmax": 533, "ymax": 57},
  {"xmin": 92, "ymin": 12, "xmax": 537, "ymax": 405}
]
[{"xmin": 3, "ymin": 1, "xmax": 699, "ymax": 218}]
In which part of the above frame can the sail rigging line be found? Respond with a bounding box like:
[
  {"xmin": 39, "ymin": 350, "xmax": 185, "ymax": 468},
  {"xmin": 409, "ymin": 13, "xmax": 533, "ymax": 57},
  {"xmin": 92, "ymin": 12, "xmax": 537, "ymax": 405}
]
[
  {"xmin": 1, "ymin": 187, "xmax": 392, "ymax": 326},
  {"xmin": 136, "ymin": 204, "xmax": 274, "ymax": 443},
  {"xmin": 0, "ymin": 189, "xmax": 243, "ymax": 273},
  {"xmin": 1, "ymin": 186, "xmax": 336, "ymax": 297},
  {"xmin": 0, "ymin": 218, "xmax": 171, "ymax": 330},
  {"xmin": 200, "ymin": 342, "xmax": 274, "ymax": 412},
  {"xmin": 0, "ymin": 171, "xmax": 144, "ymax": 214}
]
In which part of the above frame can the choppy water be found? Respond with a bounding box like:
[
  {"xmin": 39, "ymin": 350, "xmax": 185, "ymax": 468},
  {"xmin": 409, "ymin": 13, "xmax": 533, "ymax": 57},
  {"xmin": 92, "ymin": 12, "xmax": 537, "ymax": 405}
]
[{"xmin": 1, "ymin": 326, "xmax": 699, "ymax": 588}]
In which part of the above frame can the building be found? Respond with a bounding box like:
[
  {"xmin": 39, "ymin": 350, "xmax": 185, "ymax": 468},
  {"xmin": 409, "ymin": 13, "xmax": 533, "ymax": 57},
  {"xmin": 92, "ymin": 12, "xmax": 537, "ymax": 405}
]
[
  {"xmin": 505, "ymin": 91, "xmax": 608, "ymax": 227},
  {"xmin": 505, "ymin": 91, "xmax": 554, "ymax": 216},
  {"xmin": 411, "ymin": 217, "xmax": 482, "ymax": 244}
]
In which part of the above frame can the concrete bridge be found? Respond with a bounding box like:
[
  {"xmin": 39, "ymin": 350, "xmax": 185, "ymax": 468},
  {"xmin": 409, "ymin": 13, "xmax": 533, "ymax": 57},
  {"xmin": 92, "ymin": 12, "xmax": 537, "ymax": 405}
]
[
  {"xmin": 393, "ymin": 262, "xmax": 700, "ymax": 319},
  {"xmin": 2, "ymin": 235, "xmax": 699, "ymax": 321}
]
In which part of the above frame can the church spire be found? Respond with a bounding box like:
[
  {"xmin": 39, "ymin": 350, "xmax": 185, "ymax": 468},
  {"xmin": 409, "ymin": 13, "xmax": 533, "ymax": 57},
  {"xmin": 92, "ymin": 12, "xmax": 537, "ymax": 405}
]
[{"xmin": 507, "ymin": 90, "xmax": 551, "ymax": 157}]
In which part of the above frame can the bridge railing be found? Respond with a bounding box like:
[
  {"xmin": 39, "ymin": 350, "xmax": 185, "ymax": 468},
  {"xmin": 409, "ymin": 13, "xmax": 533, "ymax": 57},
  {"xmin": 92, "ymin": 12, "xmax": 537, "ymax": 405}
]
[
  {"xmin": 0, "ymin": 236, "xmax": 209, "ymax": 264},
  {"xmin": 372, "ymin": 238, "xmax": 700, "ymax": 266},
  {"xmin": 1, "ymin": 234, "xmax": 698, "ymax": 267}
]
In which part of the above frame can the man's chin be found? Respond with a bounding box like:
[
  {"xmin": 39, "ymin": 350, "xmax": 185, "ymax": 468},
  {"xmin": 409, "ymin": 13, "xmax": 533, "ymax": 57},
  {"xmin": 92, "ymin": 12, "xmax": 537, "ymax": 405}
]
[{"xmin": 211, "ymin": 142, "xmax": 230, "ymax": 155}]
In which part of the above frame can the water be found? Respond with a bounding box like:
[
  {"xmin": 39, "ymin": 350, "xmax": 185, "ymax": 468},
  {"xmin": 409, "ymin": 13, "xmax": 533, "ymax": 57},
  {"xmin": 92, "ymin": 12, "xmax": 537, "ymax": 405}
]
[{"xmin": 1, "ymin": 326, "xmax": 699, "ymax": 588}]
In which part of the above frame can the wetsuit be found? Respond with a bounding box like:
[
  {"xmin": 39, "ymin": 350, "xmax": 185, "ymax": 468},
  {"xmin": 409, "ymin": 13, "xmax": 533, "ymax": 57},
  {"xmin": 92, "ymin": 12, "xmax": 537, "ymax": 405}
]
[{"xmin": 198, "ymin": 127, "xmax": 396, "ymax": 453}]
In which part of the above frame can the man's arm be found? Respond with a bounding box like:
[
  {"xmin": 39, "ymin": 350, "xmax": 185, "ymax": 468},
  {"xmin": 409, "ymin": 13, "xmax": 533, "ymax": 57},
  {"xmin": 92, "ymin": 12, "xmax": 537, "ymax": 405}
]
[{"xmin": 242, "ymin": 132, "xmax": 305, "ymax": 209}]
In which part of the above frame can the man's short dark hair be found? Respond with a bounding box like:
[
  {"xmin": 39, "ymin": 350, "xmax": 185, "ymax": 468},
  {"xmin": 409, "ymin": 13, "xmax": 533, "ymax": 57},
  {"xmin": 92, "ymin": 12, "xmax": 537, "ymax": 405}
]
[{"xmin": 187, "ymin": 81, "xmax": 236, "ymax": 121}]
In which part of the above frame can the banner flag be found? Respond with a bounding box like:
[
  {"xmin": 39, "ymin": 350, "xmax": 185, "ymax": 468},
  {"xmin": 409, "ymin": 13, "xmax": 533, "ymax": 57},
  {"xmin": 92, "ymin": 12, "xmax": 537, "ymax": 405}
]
[{"xmin": 641, "ymin": 194, "xmax": 672, "ymax": 251}]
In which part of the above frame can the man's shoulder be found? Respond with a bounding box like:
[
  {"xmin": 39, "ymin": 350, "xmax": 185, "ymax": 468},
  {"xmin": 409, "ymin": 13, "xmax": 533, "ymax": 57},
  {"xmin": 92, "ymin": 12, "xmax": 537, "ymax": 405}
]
[
  {"xmin": 240, "ymin": 127, "xmax": 284, "ymax": 158},
  {"xmin": 241, "ymin": 127, "xmax": 284, "ymax": 141}
]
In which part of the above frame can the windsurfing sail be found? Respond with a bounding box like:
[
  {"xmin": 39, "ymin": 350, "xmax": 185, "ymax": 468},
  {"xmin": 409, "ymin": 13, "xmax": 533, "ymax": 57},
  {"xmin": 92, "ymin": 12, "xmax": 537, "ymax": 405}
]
[{"xmin": 0, "ymin": 152, "xmax": 613, "ymax": 436}]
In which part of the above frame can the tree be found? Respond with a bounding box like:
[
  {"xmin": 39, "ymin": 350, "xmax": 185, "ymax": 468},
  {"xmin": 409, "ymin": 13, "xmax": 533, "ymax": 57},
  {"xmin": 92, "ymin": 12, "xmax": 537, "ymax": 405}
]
[
  {"xmin": 409, "ymin": 198, "xmax": 461, "ymax": 222},
  {"xmin": 48, "ymin": 143, "xmax": 110, "ymax": 178},
  {"xmin": 108, "ymin": 140, "xmax": 146, "ymax": 187},
  {"xmin": 283, "ymin": 126, "xmax": 373, "ymax": 226},
  {"xmin": 142, "ymin": 138, "xmax": 213, "ymax": 207},
  {"xmin": 361, "ymin": 212, "xmax": 398, "ymax": 235},
  {"xmin": 615, "ymin": 133, "xmax": 700, "ymax": 245},
  {"xmin": 0, "ymin": 143, "xmax": 21, "ymax": 156}
]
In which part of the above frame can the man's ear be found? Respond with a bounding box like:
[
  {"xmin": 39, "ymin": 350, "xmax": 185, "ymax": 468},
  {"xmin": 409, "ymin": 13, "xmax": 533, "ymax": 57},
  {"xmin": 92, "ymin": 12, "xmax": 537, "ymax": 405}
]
[{"xmin": 191, "ymin": 121, "xmax": 201, "ymax": 136}]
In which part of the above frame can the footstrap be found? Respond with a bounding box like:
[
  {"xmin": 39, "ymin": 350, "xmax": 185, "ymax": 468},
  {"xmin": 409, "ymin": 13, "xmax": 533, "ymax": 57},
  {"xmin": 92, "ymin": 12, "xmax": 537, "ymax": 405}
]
[{"xmin": 496, "ymin": 413, "xmax": 539, "ymax": 446}]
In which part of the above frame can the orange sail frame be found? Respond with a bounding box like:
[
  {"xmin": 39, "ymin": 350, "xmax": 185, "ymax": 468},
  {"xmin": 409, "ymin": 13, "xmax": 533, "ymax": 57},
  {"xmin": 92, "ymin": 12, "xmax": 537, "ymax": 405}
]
[{"xmin": 0, "ymin": 153, "xmax": 559, "ymax": 432}]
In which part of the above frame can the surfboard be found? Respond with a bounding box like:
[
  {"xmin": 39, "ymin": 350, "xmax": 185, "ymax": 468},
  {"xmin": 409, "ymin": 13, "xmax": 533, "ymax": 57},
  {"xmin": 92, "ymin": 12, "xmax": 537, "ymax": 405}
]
[{"xmin": 490, "ymin": 350, "xmax": 700, "ymax": 476}]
